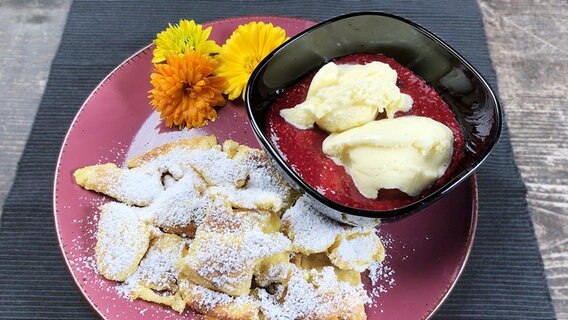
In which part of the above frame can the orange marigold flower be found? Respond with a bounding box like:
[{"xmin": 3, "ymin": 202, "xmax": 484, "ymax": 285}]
[{"xmin": 149, "ymin": 52, "xmax": 226, "ymax": 128}]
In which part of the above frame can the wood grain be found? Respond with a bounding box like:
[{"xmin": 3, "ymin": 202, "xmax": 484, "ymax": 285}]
[
  {"xmin": 0, "ymin": 0, "xmax": 71, "ymax": 216},
  {"xmin": 479, "ymin": 0, "xmax": 568, "ymax": 318},
  {"xmin": 0, "ymin": 0, "xmax": 565, "ymax": 318}
]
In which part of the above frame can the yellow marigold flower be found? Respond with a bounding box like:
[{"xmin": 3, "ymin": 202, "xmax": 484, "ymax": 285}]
[
  {"xmin": 152, "ymin": 19, "xmax": 221, "ymax": 63},
  {"xmin": 216, "ymin": 21, "xmax": 288, "ymax": 100},
  {"xmin": 149, "ymin": 52, "xmax": 226, "ymax": 128}
]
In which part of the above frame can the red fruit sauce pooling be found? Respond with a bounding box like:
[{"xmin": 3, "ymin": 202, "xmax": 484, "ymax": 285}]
[{"xmin": 265, "ymin": 53, "xmax": 464, "ymax": 211}]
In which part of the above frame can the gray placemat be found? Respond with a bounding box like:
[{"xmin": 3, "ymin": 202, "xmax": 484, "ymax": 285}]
[{"xmin": 0, "ymin": 0, "xmax": 556, "ymax": 319}]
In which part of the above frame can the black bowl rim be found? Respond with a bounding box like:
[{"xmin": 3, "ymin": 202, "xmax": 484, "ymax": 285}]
[{"xmin": 245, "ymin": 11, "xmax": 502, "ymax": 219}]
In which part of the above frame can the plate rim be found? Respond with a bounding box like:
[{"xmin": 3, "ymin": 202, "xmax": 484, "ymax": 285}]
[
  {"xmin": 52, "ymin": 15, "xmax": 478, "ymax": 320},
  {"xmin": 426, "ymin": 175, "xmax": 478, "ymax": 319}
]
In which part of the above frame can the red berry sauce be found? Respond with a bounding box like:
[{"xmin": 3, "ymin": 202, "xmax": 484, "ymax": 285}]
[{"xmin": 265, "ymin": 53, "xmax": 464, "ymax": 211}]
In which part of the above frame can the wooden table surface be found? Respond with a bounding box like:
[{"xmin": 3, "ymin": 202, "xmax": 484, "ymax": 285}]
[{"xmin": 0, "ymin": 0, "xmax": 566, "ymax": 318}]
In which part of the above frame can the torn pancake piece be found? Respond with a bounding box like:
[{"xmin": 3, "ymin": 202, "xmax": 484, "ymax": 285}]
[
  {"xmin": 282, "ymin": 195, "xmax": 385, "ymax": 273},
  {"xmin": 255, "ymin": 266, "xmax": 368, "ymax": 320},
  {"xmin": 291, "ymin": 253, "xmax": 362, "ymax": 286},
  {"xmin": 73, "ymin": 164, "xmax": 163, "ymax": 207},
  {"xmin": 179, "ymin": 279, "xmax": 260, "ymax": 320},
  {"xmin": 281, "ymin": 195, "xmax": 345, "ymax": 255},
  {"xmin": 95, "ymin": 202, "xmax": 154, "ymax": 281},
  {"xmin": 133, "ymin": 288, "xmax": 186, "ymax": 313},
  {"xmin": 126, "ymin": 136, "xmax": 218, "ymax": 169},
  {"xmin": 123, "ymin": 233, "xmax": 186, "ymax": 292},
  {"xmin": 178, "ymin": 230, "xmax": 291, "ymax": 296},
  {"xmin": 121, "ymin": 233, "xmax": 187, "ymax": 313},
  {"xmin": 209, "ymin": 186, "xmax": 284, "ymax": 213},
  {"xmin": 147, "ymin": 170, "xmax": 209, "ymax": 237},
  {"xmin": 200, "ymin": 198, "xmax": 280, "ymax": 234},
  {"xmin": 188, "ymin": 148, "xmax": 249, "ymax": 188},
  {"xmin": 233, "ymin": 144, "xmax": 297, "ymax": 211},
  {"xmin": 328, "ymin": 228, "xmax": 385, "ymax": 272}
]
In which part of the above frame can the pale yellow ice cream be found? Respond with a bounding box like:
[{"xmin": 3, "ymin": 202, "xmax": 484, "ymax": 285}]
[
  {"xmin": 280, "ymin": 61, "xmax": 413, "ymax": 133},
  {"xmin": 322, "ymin": 116, "xmax": 454, "ymax": 198}
]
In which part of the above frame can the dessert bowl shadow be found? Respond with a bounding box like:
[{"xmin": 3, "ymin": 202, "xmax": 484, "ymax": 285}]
[{"xmin": 246, "ymin": 12, "xmax": 502, "ymax": 225}]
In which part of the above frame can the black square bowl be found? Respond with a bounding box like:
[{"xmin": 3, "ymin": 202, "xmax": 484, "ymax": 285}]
[{"xmin": 246, "ymin": 12, "xmax": 502, "ymax": 225}]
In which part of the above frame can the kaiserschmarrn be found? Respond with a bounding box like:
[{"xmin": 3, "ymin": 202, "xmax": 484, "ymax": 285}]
[{"xmin": 74, "ymin": 135, "xmax": 386, "ymax": 319}]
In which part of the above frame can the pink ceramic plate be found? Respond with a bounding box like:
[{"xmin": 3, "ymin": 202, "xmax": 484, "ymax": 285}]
[{"xmin": 54, "ymin": 16, "xmax": 477, "ymax": 320}]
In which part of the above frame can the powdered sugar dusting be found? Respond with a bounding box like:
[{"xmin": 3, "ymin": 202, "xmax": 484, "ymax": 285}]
[
  {"xmin": 182, "ymin": 230, "xmax": 291, "ymax": 295},
  {"xmin": 119, "ymin": 234, "xmax": 186, "ymax": 296},
  {"xmin": 329, "ymin": 230, "xmax": 384, "ymax": 272},
  {"xmin": 367, "ymin": 260, "xmax": 396, "ymax": 303},
  {"xmin": 180, "ymin": 280, "xmax": 258, "ymax": 315},
  {"xmin": 209, "ymin": 186, "xmax": 283, "ymax": 212},
  {"xmin": 149, "ymin": 173, "xmax": 208, "ymax": 232},
  {"xmin": 113, "ymin": 167, "xmax": 163, "ymax": 206},
  {"xmin": 234, "ymin": 147, "xmax": 295, "ymax": 207},
  {"xmin": 205, "ymin": 145, "xmax": 297, "ymax": 213},
  {"xmin": 282, "ymin": 195, "xmax": 344, "ymax": 254},
  {"xmin": 95, "ymin": 202, "xmax": 154, "ymax": 281},
  {"xmin": 69, "ymin": 136, "xmax": 400, "ymax": 318},
  {"xmin": 254, "ymin": 263, "xmax": 294, "ymax": 287},
  {"xmin": 269, "ymin": 129, "xmax": 288, "ymax": 162},
  {"xmin": 257, "ymin": 267, "xmax": 369, "ymax": 319},
  {"xmin": 200, "ymin": 198, "xmax": 273, "ymax": 234},
  {"xmin": 366, "ymin": 230, "xmax": 397, "ymax": 309},
  {"xmin": 188, "ymin": 148, "xmax": 248, "ymax": 187}
]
